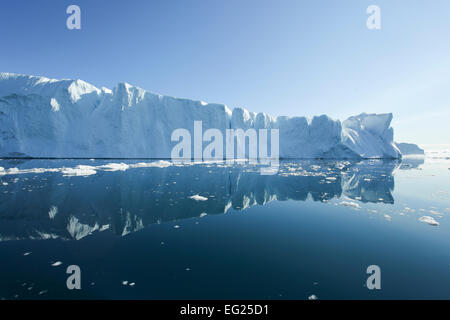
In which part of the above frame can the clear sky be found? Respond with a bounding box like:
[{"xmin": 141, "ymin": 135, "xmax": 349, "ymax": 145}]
[{"xmin": 0, "ymin": 0, "xmax": 449, "ymax": 145}]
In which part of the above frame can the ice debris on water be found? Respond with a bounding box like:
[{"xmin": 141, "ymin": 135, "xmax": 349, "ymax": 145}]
[
  {"xmin": 419, "ymin": 216, "xmax": 440, "ymax": 226},
  {"xmin": 340, "ymin": 201, "xmax": 360, "ymax": 209},
  {"xmin": 189, "ymin": 195, "xmax": 208, "ymax": 201}
]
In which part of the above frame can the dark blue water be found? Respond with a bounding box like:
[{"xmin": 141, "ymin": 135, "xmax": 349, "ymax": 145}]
[{"xmin": 0, "ymin": 158, "xmax": 449, "ymax": 299}]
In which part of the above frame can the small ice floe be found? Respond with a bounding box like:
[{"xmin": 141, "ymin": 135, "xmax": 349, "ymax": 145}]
[
  {"xmin": 122, "ymin": 281, "xmax": 135, "ymax": 287},
  {"xmin": 174, "ymin": 225, "xmax": 180, "ymax": 229},
  {"xmin": 340, "ymin": 201, "xmax": 360, "ymax": 209},
  {"xmin": 185, "ymin": 268, "xmax": 191, "ymax": 271},
  {"xmin": 51, "ymin": 261, "xmax": 62, "ymax": 267},
  {"xmin": 189, "ymin": 195, "xmax": 208, "ymax": 201},
  {"xmin": 38, "ymin": 290, "xmax": 48, "ymax": 295},
  {"xmin": 62, "ymin": 165, "xmax": 96, "ymax": 177},
  {"xmin": 419, "ymin": 216, "xmax": 440, "ymax": 226},
  {"xmin": 384, "ymin": 214, "xmax": 392, "ymax": 221},
  {"xmin": 7, "ymin": 168, "xmax": 19, "ymax": 174},
  {"xmin": 98, "ymin": 163, "xmax": 129, "ymax": 172},
  {"xmin": 429, "ymin": 210, "xmax": 440, "ymax": 216},
  {"xmin": 199, "ymin": 213, "xmax": 207, "ymax": 218},
  {"xmin": 325, "ymin": 176, "xmax": 337, "ymax": 181},
  {"xmin": 308, "ymin": 294, "xmax": 318, "ymax": 300},
  {"xmin": 2, "ymin": 182, "xmax": 8, "ymax": 186},
  {"xmin": 23, "ymin": 252, "xmax": 32, "ymax": 256},
  {"xmin": 132, "ymin": 160, "xmax": 172, "ymax": 168}
]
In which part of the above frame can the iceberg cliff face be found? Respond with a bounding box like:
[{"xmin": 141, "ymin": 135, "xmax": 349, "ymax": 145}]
[
  {"xmin": 0, "ymin": 73, "xmax": 402, "ymax": 159},
  {"xmin": 342, "ymin": 113, "xmax": 401, "ymax": 158}
]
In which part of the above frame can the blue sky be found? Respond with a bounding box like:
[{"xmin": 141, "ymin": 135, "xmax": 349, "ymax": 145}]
[{"xmin": 0, "ymin": 0, "xmax": 449, "ymax": 145}]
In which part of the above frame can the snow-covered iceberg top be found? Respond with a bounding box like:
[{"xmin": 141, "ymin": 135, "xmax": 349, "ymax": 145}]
[{"xmin": 0, "ymin": 72, "xmax": 402, "ymax": 159}]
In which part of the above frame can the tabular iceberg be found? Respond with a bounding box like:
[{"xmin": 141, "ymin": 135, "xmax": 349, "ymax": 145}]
[{"xmin": 0, "ymin": 73, "xmax": 402, "ymax": 159}]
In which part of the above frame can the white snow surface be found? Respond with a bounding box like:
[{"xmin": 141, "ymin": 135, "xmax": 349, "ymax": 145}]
[{"xmin": 0, "ymin": 73, "xmax": 403, "ymax": 159}]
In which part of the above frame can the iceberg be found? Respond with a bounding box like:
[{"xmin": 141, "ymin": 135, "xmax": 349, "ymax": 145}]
[
  {"xmin": 395, "ymin": 143, "xmax": 424, "ymax": 155},
  {"xmin": 0, "ymin": 73, "xmax": 403, "ymax": 159}
]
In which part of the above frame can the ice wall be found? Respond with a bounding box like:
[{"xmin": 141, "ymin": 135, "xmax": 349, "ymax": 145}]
[{"xmin": 0, "ymin": 73, "xmax": 402, "ymax": 159}]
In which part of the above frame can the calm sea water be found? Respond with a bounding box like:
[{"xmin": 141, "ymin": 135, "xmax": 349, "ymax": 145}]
[{"xmin": 0, "ymin": 158, "xmax": 449, "ymax": 299}]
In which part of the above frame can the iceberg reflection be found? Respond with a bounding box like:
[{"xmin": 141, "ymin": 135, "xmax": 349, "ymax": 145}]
[{"xmin": 0, "ymin": 159, "xmax": 406, "ymax": 241}]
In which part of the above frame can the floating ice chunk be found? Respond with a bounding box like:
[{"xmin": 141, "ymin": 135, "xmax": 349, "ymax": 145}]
[
  {"xmin": 419, "ymin": 216, "xmax": 440, "ymax": 226},
  {"xmin": 340, "ymin": 201, "xmax": 360, "ymax": 209},
  {"xmin": 122, "ymin": 281, "xmax": 128, "ymax": 285},
  {"xmin": 174, "ymin": 225, "xmax": 180, "ymax": 229},
  {"xmin": 51, "ymin": 261, "xmax": 62, "ymax": 267},
  {"xmin": 325, "ymin": 176, "xmax": 337, "ymax": 181},
  {"xmin": 1, "ymin": 182, "xmax": 7, "ymax": 186},
  {"xmin": 189, "ymin": 195, "xmax": 208, "ymax": 201},
  {"xmin": 38, "ymin": 290, "xmax": 48, "ymax": 295},
  {"xmin": 98, "ymin": 163, "xmax": 129, "ymax": 171},
  {"xmin": 129, "ymin": 282, "xmax": 135, "ymax": 286},
  {"xmin": 199, "ymin": 213, "xmax": 207, "ymax": 218},
  {"xmin": 23, "ymin": 252, "xmax": 31, "ymax": 256},
  {"xmin": 429, "ymin": 210, "xmax": 440, "ymax": 215},
  {"xmin": 384, "ymin": 214, "xmax": 392, "ymax": 221},
  {"xmin": 7, "ymin": 168, "xmax": 19, "ymax": 174},
  {"xmin": 308, "ymin": 294, "xmax": 318, "ymax": 300},
  {"xmin": 132, "ymin": 160, "xmax": 172, "ymax": 168},
  {"xmin": 62, "ymin": 165, "xmax": 96, "ymax": 177}
]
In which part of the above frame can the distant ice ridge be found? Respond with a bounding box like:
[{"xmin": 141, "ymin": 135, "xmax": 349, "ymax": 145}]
[{"xmin": 0, "ymin": 72, "xmax": 402, "ymax": 159}]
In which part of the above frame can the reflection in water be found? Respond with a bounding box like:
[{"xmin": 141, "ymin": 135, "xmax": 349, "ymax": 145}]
[{"xmin": 0, "ymin": 159, "xmax": 405, "ymax": 241}]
